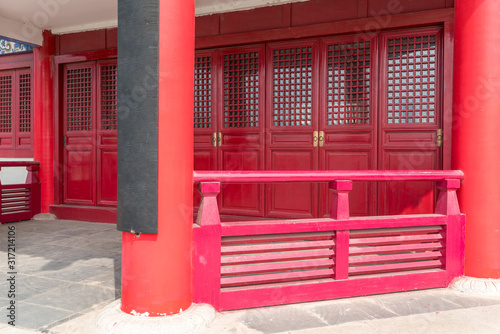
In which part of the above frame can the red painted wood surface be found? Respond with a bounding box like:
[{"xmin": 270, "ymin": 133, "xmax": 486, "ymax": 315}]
[
  {"xmin": 33, "ymin": 31, "xmax": 55, "ymax": 213},
  {"xmin": 192, "ymin": 171, "xmax": 464, "ymax": 311},
  {"xmin": 194, "ymin": 170, "xmax": 463, "ymax": 182},
  {"xmin": 61, "ymin": 59, "xmax": 117, "ymax": 207},
  {"xmin": 453, "ymin": 0, "xmax": 500, "ymax": 279},
  {"xmin": 0, "ymin": 162, "xmax": 41, "ymax": 223},
  {"xmin": 378, "ymin": 27, "xmax": 444, "ymax": 216},
  {"xmin": 0, "ymin": 67, "xmax": 33, "ymax": 155}
]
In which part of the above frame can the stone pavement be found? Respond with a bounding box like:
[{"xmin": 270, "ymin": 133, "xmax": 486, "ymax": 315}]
[{"xmin": 1, "ymin": 219, "xmax": 500, "ymax": 334}]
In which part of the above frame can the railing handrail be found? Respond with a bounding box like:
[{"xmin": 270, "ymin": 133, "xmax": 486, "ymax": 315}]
[
  {"xmin": 193, "ymin": 170, "xmax": 464, "ymax": 183},
  {"xmin": 0, "ymin": 161, "xmax": 40, "ymax": 167}
]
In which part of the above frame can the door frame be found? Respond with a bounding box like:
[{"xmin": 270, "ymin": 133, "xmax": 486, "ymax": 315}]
[{"xmin": 53, "ymin": 49, "xmax": 117, "ymax": 206}]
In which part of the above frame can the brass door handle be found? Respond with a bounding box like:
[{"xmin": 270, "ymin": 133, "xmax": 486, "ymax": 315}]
[
  {"xmin": 212, "ymin": 132, "xmax": 217, "ymax": 147},
  {"xmin": 313, "ymin": 131, "xmax": 318, "ymax": 147},
  {"xmin": 319, "ymin": 131, "xmax": 325, "ymax": 147},
  {"xmin": 217, "ymin": 132, "xmax": 222, "ymax": 147},
  {"xmin": 436, "ymin": 129, "xmax": 443, "ymax": 147}
]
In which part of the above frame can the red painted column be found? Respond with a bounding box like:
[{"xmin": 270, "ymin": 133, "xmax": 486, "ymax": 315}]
[
  {"xmin": 120, "ymin": 0, "xmax": 194, "ymax": 316},
  {"xmin": 453, "ymin": 0, "xmax": 500, "ymax": 279},
  {"xmin": 33, "ymin": 30, "xmax": 55, "ymax": 213}
]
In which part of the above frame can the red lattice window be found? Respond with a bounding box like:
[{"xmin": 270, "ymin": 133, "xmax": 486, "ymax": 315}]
[
  {"xmin": 271, "ymin": 46, "xmax": 313, "ymax": 127},
  {"xmin": 18, "ymin": 72, "xmax": 31, "ymax": 133},
  {"xmin": 386, "ymin": 34, "xmax": 438, "ymax": 124},
  {"xmin": 223, "ymin": 51, "xmax": 260, "ymax": 128},
  {"xmin": 326, "ymin": 41, "xmax": 371, "ymax": 125},
  {"xmin": 66, "ymin": 67, "xmax": 93, "ymax": 131},
  {"xmin": 0, "ymin": 74, "xmax": 13, "ymax": 133},
  {"xmin": 101, "ymin": 64, "xmax": 117, "ymax": 130},
  {"xmin": 194, "ymin": 55, "xmax": 212, "ymax": 129}
]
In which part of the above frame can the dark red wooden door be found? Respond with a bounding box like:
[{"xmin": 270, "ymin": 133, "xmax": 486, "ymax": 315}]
[
  {"xmin": 96, "ymin": 60, "xmax": 118, "ymax": 206},
  {"xmin": 194, "ymin": 51, "xmax": 218, "ymax": 210},
  {"xmin": 0, "ymin": 69, "xmax": 32, "ymax": 151},
  {"xmin": 319, "ymin": 36, "xmax": 377, "ymax": 217},
  {"xmin": 265, "ymin": 40, "xmax": 319, "ymax": 218},
  {"xmin": 218, "ymin": 45, "xmax": 266, "ymax": 217},
  {"xmin": 63, "ymin": 60, "xmax": 117, "ymax": 207},
  {"xmin": 378, "ymin": 28, "xmax": 443, "ymax": 215}
]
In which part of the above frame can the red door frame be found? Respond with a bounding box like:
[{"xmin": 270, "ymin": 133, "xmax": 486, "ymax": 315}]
[{"xmin": 53, "ymin": 49, "xmax": 117, "ymax": 206}]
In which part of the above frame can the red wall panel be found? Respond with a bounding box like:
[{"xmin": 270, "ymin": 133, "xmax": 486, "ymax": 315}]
[
  {"xmin": 106, "ymin": 28, "xmax": 118, "ymax": 49},
  {"xmin": 58, "ymin": 30, "xmax": 106, "ymax": 55},
  {"xmin": 367, "ymin": 0, "xmax": 446, "ymax": 16},
  {"xmin": 291, "ymin": 0, "xmax": 358, "ymax": 26},
  {"xmin": 196, "ymin": 14, "xmax": 220, "ymax": 38},
  {"xmin": 220, "ymin": 5, "xmax": 290, "ymax": 35}
]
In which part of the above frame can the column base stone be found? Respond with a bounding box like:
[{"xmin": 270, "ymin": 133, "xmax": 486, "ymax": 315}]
[
  {"xmin": 32, "ymin": 213, "xmax": 57, "ymax": 220},
  {"xmin": 450, "ymin": 276, "xmax": 500, "ymax": 297},
  {"xmin": 96, "ymin": 300, "xmax": 216, "ymax": 334}
]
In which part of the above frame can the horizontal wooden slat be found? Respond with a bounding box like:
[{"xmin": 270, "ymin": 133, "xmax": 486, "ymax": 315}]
[
  {"xmin": 221, "ymin": 268, "xmax": 334, "ymax": 287},
  {"xmin": 222, "ymin": 239, "xmax": 333, "ymax": 255},
  {"xmin": 2, "ymin": 198, "xmax": 29, "ymax": 203},
  {"xmin": 350, "ymin": 234, "xmax": 443, "ymax": 247},
  {"xmin": 1, "ymin": 208, "xmax": 30, "ymax": 214},
  {"xmin": 349, "ymin": 260, "xmax": 442, "ymax": 275},
  {"xmin": 350, "ymin": 226, "xmax": 443, "ymax": 238},
  {"xmin": 222, "ymin": 249, "xmax": 334, "ymax": 266},
  {"xmin": 222, "ymin": 259, "xmax": 333, "ymax": 276},
  {"xmin": 222, "ymin": 231, "xmax": 334, "ymax": 245},
  {"xmin": 2, "ymin": 203, "xmax": 30, "ymax": 209},
  {"xmin": 349, "ymin": 242, "xmax": 443, "ymax": 256},
  {"xmin": 349, "ymin": 251, "xmax": 443, "ymax": 265}
]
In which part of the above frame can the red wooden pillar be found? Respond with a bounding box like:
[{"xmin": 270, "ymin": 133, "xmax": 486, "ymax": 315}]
[
  {"xmin": 33, "ymin": 30, "xmax": 55, "ymax": 213},
  {"xmin": 120, "ymin": 0, "xmax": 195, "ymax": 316},
  {"xmin": 453, "ymin": 0, "xmax": 500, "ymax": 279}
]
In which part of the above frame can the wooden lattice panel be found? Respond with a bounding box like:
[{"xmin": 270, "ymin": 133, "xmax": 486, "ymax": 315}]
[
  {"xmin": 271, "ymin": 46, "xmax": 313, "ymax": 127},
  {"xmin": 66, "ymin": 66, "xmax": 93, "ymax": 131},
  {"xmin": 221, "ymin": 231, "xmax": 335, "ymax": 288},
  {"xmin": 0, "ymin": 74, "xmax": 13, "ymax": 133},
  {"xmin": 194, "ymin": 55, "xmax": 212, "ymax": 129},
  {"xmin": 18, "ymin": 72, "xmax": 31, "ymax": 133},
  {"xmin": 386, "ymin": 34, "xmax": 438, "ymax": 124},
  {"xmin": 222, "ymin": 51, "xmax": 260, "ymax": 128},
  {"xmin": 100, "ymin": 64, "xmax": 117, "ymax": 130},
  {"xmin": 348, "ymin": 226, "xmax": 444, "ymax": 276},
  {"xmin": 326, "ymin": 41, "xmax": 371, "ymax": 125}
]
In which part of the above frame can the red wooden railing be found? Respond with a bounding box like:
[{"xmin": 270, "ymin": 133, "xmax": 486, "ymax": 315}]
[
  {"xmin": 192, "ymin": 170, "xmax": 465, "ymax": 311},
  {"xmin": 0, "ymin": 162, "xmax": 41, "ymax": 223}
]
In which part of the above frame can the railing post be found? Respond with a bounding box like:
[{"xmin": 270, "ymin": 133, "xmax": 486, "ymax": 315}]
[
  {"xmin": 330, "ymin": 180, "xmax": 352, "ymax": 280},
  {"xmin": 193, "ymin": 182, "xmax": 221, "ymax": 310},
  {"xmin": 435, "ymin": 179, "xmax": 465, "ymax": 285},
  {"xmin": 435, "ymin": 179, "xmax": 461, "ymax": 215},
  {"xmin": 196, "ymin": 182, "xmax": 221, "ymax": 226},
  {"xmin": 26, "ymin": 164, "xmax": 42, "ymax": 218},
  {"xmin": 329, "ymin": 180, "xmax": 352, "ymax": 220}
]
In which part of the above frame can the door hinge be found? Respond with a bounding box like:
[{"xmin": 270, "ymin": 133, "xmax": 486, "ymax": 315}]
[
  {"xmin": 436, "ymin": 129, "xmax": 443, "ymax": 147},
  {"xmin": 313, "ymin": 131, "xmax": 318, "ymax": 147},
  {"xmin": 217, "ymin": 132, "xmax": 222, "ymax": 147},
  {"xmin": 319, "ymin": 131, "xmax": 325, "ymax": 147},
  {"xmin": 212, "ymin": 132, "xmax": 217, "ymax": 147},
  {"xmin": 62, "ymin": 135, "xmax": 66, "ymax": 148}
]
